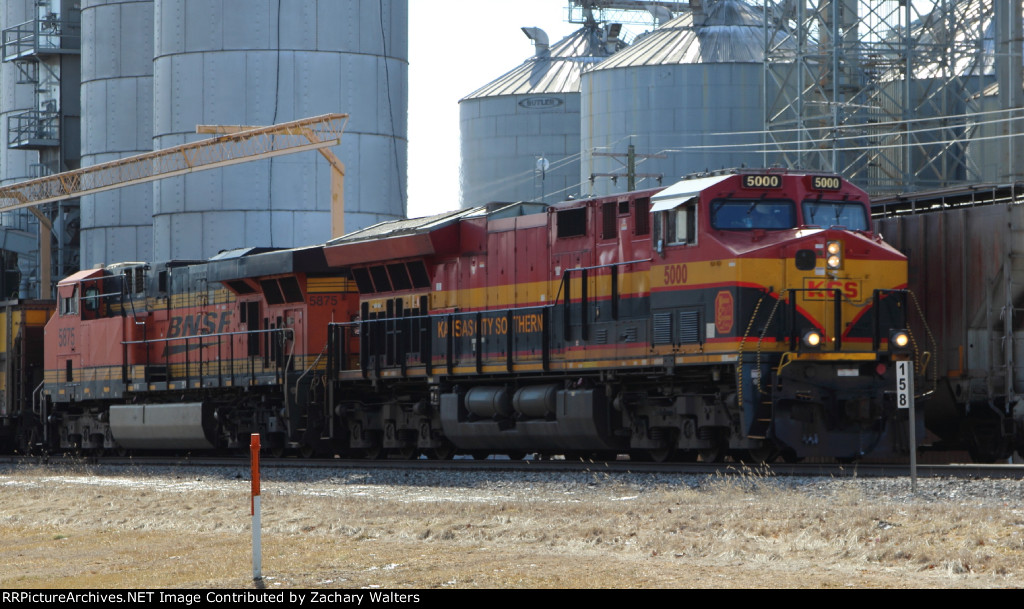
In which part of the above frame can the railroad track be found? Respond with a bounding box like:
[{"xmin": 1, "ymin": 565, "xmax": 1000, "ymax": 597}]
[{"xmin": 2, "ymin": 453, "xmax": 1022, "ymax": 480}]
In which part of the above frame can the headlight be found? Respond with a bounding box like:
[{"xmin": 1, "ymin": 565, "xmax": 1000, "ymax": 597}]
[
  {"xmin": 802, "ymin": 329, "xmax": 823, "ymax": 349},
  {"xmin": 826, "ymin": 241, "xmax": 842, "ymax": 270},
  {"xmin": 889, "ymin": 329, "xmax": 911, "ymax": 353}
]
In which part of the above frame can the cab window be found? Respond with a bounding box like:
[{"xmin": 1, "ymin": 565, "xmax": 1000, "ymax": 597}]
[
  {"xmin": 710, "ymin": 199, "xmax": 796, "ymax": 230},
  {"xmin": 60, "ymin": 285, "xmax": 78, "ymax": 316},
  {"xmin": 801, "ymin": 200, "xmax": 869, "ymax": 230},
  {"xmin": 653, "ymin": 199, "xmax": 697, "ymax": 250}
]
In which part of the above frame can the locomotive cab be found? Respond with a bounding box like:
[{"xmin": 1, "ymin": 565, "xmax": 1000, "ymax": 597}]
[{"xmin": 645, "ymin": 171, "xmax": 922, "ymax": 460}]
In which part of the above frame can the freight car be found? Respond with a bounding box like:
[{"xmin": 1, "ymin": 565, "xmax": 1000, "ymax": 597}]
[
  {"xmin": 875, "ymin": 183, "xmax": 1024, "ymax": 462},
  {"xmin": 0, "ymin": 300, "xmax": 52, "ymax": 454},
  {"xmin": 24, "ymin": 169, "xmax": 925, "ymax": 461}
]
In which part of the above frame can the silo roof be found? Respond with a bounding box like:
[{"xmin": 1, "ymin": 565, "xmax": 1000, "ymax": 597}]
[
  {"xmin": 461, "ymin": 26, "xmax": 615, "ymax": 100},
  {"xmin": 593, "ymin": 0, "xmax": 771, "ymax": 69}
]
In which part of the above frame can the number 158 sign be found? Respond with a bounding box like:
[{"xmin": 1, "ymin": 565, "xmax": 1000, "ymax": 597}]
[{"xmin": 896, "ymin": 360, "xmax": 913, "ymax": 409}]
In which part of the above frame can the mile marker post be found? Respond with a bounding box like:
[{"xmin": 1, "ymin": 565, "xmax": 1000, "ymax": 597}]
[
  {"xmin": 251, "ymin": 433, "xmax": 262, "ymax": 581},
  {"xmin": 896, "ymin": 360, "xmax": 916, "ymax": 494}
]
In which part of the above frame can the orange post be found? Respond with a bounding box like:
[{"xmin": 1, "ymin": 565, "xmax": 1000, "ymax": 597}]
[
  {"xmin": 250, "ymin": 433, "xmax": 262, "ymax": 580},
  {"xmin": 250, "ymin": 433, "xmax": 261, "ymax": 514}
]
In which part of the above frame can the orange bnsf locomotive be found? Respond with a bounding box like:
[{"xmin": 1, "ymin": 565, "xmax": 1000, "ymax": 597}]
[
  {"xmin": 39, "ymin": 249, "xmax": 358, "ymax": 455},
  {"xmin": 12, "ymin": 169, "xmax": 926, "ymax": 461}
]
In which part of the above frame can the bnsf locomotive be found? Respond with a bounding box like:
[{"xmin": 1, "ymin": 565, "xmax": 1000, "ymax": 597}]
[{"xmin": 1, "ymin": 170, "xmax": 927, "ymax": 462}]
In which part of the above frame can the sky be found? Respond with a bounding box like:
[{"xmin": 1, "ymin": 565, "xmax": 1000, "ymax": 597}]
[{"xmin": 406, "ymin": 1, "xmax": 580, "ymax": 219}]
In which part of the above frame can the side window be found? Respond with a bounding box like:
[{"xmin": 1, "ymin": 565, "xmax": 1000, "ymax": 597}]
[
  {"xmin": 668, "ymin": 202, "xmax": 696, "ymax": 245},
  {"xmin": 60, "ymin": 285, "xmax": 78, "ymax": 316},
  {"xmin": 83, "ymin": 287, "xmax": 99, "ymax": 311},
  {"xmin": 655, "ymin": 199, "xmax": 697, "ymax": 249}
]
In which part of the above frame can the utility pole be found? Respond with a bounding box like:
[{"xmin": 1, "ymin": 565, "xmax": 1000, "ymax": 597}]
[{"xmin": 591, "ymin": 144, "xmax": 665, "ymax": 191}]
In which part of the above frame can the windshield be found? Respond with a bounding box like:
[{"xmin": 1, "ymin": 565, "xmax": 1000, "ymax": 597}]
[
  {"xmin": 710, "ymin": 199, "xmax": 796, "ymax": 230},
  {"xmin": 801, "ymin": 200, "xmax": 869, "ymax": 231}
]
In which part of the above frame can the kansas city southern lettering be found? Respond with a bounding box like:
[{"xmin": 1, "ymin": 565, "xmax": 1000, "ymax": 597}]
[{"xmin": 436, "ymin": 313, "xmax": 544, "ymax": 338}]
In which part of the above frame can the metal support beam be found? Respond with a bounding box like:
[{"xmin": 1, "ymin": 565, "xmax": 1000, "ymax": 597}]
[
  {"xmin": 197, "ymin": 117, "xmax": 347, "ymax": 238},
  {"xmin": 0, "ymin": 113, "xmax": 348, "ymax": 214}
]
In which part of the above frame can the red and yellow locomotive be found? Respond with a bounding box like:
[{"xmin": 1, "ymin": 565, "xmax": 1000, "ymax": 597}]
[
  {"xmin": 31, "ymin": 169, "xmax": 925, "ymax": 461},
  {"xmin": 319, "ymin": 169, "xmax": 923, "ymax": 461}
]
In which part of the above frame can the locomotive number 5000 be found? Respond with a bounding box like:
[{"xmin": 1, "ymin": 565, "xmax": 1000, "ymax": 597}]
[{"xmin": 663, "ymin": 264, "xmax": 688, "ymax": 285}]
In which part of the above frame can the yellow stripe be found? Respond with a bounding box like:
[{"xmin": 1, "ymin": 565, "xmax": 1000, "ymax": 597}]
[
  {"xmin": 308, "ymin": 277, "xmax": 357, "ymax": 294},
  {"xmin": 429, "ymin": 270, "xmax": 652, "ymax": 311}
]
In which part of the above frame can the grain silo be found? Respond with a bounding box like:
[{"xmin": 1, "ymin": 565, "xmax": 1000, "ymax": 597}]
[
  {"xmin": 581, "ymin": 0, "xmax": 783, "ymax": 197},
  {"xmin": 459, "ymin": 21, "xmax": 623, "ymax": 208},
  {"xmin": 80, "ymin": 0, "xmax": 154, "ymax": 267},
  {"xmin": 0, "ymin": 0, "xmax": 80, "ymax": 297},
  {"xmin": 960, "ymin": 1, "xmax": 1023, "ymax": 185},
  {"xmin": 865, "ymin": 0, "xmax": 996, "ymax": 192},
  {"xmin": 150, "ymin": 0, "xmax": 408, "ymax": 262}
]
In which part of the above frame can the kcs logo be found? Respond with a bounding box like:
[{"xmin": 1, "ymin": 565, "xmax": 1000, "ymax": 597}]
[{"xmin": 803, "ymin": 278, "xmax": 860, "ymax": 300}]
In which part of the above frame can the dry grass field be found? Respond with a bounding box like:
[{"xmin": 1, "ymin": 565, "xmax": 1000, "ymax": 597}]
[{"xmin": 1, "ymin": 462, "xmax": 1023, "ymax": 589}]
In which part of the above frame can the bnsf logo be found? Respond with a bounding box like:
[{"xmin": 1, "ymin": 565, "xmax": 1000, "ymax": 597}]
[
  {"xmin": 803, "ymin": 278, "xmax": 860, "ymax": 300},
  {"xmin": 167, "ymin": 311, "xmax": 233, "ymax": 338}
]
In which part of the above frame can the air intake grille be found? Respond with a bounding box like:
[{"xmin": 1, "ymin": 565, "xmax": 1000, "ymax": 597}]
[
  {"xmin": 653, "ymin": 313, "xmax": 672, "ymax": 345},
  {"xmin": 679, "ymin": 310, "xmax": 700, "ymax": 343}
]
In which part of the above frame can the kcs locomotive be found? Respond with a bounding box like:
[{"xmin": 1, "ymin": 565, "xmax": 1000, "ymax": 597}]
[{"xmin": 1, "ymin": 169, "xmax": 927, "ymax": 462}]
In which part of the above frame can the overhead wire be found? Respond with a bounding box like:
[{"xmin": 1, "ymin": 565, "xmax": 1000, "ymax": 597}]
[{"xmin": 462, "ymin": 92, "xmax": 1024, "ymax": 202}]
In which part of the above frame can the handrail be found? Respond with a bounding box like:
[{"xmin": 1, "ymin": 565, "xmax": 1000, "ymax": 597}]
[{"xmin": 122, "ymin": 326, "xmax": 293, "ymax": 346}]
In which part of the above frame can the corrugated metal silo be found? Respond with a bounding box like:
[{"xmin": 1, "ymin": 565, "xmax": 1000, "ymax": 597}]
[
  {"xmin": 0, "ymin": 0, "xmax": 39, "ymax": 296},
  {"xmin": 965, "ymin": 83, "xmax": 1018, "ymax": 183},
  {"xmin": 581, "ymin": 0, "xmax": 780, "ymax": 197},
  {"xmin": 151, "ymin": 0, "xmax": 408, "ymax": 262},
  {"xmin": 459, "ymin": 23, "xmax": 621, "ymax": 208},
  {"xmin": 80, "ymin": 0, "xmax": 154, "ymax": 267},
  {"xmin": 960, "ymin": 3, "xmax": 1021, "ymax": 185},
  {"xmin": 0, "ymin": 1, "xmax": 37, "ymax": 187},
  {"xmin": 1, "ymin": 0, "xmax": 81, "ymax": 297},
  {"xmin": 867, "ymin": 1, "xmax": 995, "ymax": 192}
]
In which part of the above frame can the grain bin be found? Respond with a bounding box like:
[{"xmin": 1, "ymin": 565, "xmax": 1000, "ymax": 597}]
[
  {"xmin": 150, "ymin": 0, "xmax": 408, "ymax": 262},
  {"xmin": 460, "ymin": 22, "xmax": 622, "ymax": 207}
]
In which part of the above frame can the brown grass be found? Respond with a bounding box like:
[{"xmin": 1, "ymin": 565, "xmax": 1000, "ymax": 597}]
[{"xmin": 1, "ymin": 464, "xmax": 1022, "ymax": 588}]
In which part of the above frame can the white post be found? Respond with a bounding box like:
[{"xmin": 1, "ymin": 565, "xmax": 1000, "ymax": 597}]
[{"xmin": 896, "ymin": 359, "xmax": 916, "ymax": 493}]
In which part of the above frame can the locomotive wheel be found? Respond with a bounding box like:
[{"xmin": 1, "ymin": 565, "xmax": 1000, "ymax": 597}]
[
  {"xmin": 431, "ymin": 441, "xmax": 456, "ymax": 460},
  {"xmin": 363, "ymin": 445, "xmax": 385, "ymax": 460},
  {"xmin": 698, "ymin": 445, "xmax": 724, "ymax": 463},
  {"xmin": 674, "ymin": 450, "xmax": 699, "ymax": 463},
  {"xmin": 646, "ymin": 447, "xmax": 677, "ymax": 463},
  {"xmin": 963, "ymin": 419, "xmax": 1012, "ymax": 463},
  {"xmin": 779, "ymin": 448, "xmax": 802, "ymax": 463},
  {"xmin": 740, "ymin": 442, "xmax": 778, "ymax": 464},
  {"xmin": 506, "ymin": 452, "xmax": 526, "ymax": 461},
  {"xmin": 17, "ymin": 427, "xmax": 40, "ymax": 456},
  {"xmin": 471, "ymin": 452, "xmax": 490, "ymax": 460},
  {"xmin": 394, "ymin": 445, "xmax": 420, "ymax": 460}
]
